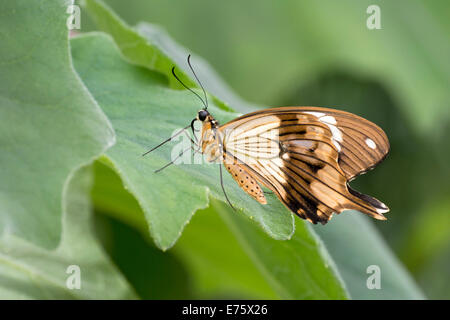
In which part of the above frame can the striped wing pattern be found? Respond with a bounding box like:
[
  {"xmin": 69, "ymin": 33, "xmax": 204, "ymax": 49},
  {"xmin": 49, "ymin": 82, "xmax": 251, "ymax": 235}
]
[
  {"xmin": 300, "ymin": 108, "xmax": 390, "ymax": 181},
  {"xmin": 220, "ymin": 107, "xmax": 389, "ymax": 224}
]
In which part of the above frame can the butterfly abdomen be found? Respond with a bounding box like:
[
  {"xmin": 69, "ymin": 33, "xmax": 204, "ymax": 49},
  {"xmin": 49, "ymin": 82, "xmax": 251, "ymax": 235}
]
[{"xmin": 224, "ymin": 160, "xmax": 267, "ymax": 205}]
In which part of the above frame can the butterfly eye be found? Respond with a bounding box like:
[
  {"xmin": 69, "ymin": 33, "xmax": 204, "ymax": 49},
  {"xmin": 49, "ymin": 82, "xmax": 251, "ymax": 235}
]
[{"xmin": 198, "ymin": 109, "xmax": 208, "ymax": 121}]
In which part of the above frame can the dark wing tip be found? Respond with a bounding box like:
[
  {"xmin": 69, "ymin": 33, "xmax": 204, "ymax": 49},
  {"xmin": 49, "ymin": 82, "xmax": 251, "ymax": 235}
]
[{"xmin": 347, "ymin": 185, "xmax": 389, "ymax": 219}]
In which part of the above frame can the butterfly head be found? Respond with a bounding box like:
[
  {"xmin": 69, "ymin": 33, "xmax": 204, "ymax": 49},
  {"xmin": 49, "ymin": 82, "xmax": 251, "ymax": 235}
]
[
  {"xmin": 197, "ymin": 109, "xmax": 219, "ymax": 128},
  {"xmin": 197, "ymin": 109, "xmax": 209, "ymax": 122}
]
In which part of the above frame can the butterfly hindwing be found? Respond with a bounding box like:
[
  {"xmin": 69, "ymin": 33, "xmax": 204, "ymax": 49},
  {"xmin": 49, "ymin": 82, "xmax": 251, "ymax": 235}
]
[{"xmin": 223, "ymin": 154, "xmax": 267, "ymax": 204}]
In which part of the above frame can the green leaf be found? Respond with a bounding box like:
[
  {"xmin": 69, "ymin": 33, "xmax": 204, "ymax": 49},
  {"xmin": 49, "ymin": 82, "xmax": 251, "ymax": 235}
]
[
  {"xmin": 95, "ymin": 213, "xmax": 193, "ymax": 300},
  {"xmin": 173, "ymin": 205, "xmax": 279, "ymax": 299},
  {"xmin": 83, "ymin": 0, "xmax": 195, "ymax": 90},
  {"xmin": 211, "ymin": 199, "xmax": 349, "ymax": 299},
  {"xmin": 92, "ymin": 157, "xmax": 148, "ymax": 235},
  {"xmin": 0, "ymin": 166, "xmax": 136, "ymax": 299},
  {"xmin": 71, "ymin": 33, "xmax": 294, "ymax": 250},
  {"xmin": 92, "ymin": 160, "xmax": 346, "ymax": 299},
  {"xmin": 0, "ymin": 0, "xmax": 114, "ymax": 248}
]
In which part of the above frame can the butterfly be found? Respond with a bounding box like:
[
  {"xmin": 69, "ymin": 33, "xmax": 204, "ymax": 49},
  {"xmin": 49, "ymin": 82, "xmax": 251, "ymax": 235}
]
[{"xmin": 144, "ymin": 55, "xmax": 390, "ymax": 224}]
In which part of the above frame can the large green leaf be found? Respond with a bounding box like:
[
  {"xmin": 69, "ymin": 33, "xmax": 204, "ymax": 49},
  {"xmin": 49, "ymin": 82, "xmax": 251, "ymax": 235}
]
[
  {"xmin": 92, "ymin": 160, "xmax": 194, "ymax": 298},
  {"xmin": 92, "ymin": 157, "xmax": 347, "ymax": 299},
  {"xmin": 0, "ymin": 0, "xmax": 114, "ymax": 248},
  {"xmin": 71, "ymin": 33, "xmax": 294, "ymax": 250},
  {"xmin": 92, "ymin": 157, "xmax": 148, "ymax": 235},
  {"xmin": 94, "ymin": 213, "xmax": 193, "ymax": 300},
  {"xmin": 92, "ymin": 160, "xmax": 277, "ymax": 299},
  {"xmin": 0, "ymin": 166, "xmax": 136, "ymax": 299},
  {"xmin": 173, "ymin": 205, "xmax": 279, "ymax": 299},
  {"xmin": 211, "ymin": 199, "xmax": 348, "ymax": 299}
]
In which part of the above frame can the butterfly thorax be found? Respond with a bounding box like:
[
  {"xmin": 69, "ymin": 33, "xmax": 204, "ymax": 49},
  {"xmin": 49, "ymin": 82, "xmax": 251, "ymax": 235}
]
[{"xmin": 200, "ymin": 114, "xmax": 223, "ymax": 163}]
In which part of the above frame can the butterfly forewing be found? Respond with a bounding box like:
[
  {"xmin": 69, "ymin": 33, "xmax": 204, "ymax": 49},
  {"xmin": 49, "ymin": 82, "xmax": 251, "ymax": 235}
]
[
  {"xmin": 289, "ymin": 107, "xmax": 389, "ymax": 180},
  {"xmin": 220, "ymin": 106, "xmax": 389, "ymax": 224}
]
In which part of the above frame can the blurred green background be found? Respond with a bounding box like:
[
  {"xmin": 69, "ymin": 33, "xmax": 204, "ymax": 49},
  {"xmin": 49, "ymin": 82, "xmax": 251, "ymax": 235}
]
[{"xmin": 83, "ymin": 0, "xmax": 450, "ymax": 299}]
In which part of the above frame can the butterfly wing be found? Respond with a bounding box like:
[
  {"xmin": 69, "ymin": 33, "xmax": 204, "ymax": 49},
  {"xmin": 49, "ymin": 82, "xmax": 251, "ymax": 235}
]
[
  {"xmin": 219, "ymin": 106, "xmax": 389, "ymax": 224},
  {"xmin": 297, "ymin": 107, "xmax": 390, "ymax": 181}
]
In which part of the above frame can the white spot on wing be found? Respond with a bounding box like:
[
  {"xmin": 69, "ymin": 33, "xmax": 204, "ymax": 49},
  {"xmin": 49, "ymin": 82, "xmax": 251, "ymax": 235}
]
[
  {"xmin": 319, "ymin": 115, "xmax": 337, "ymax": 125},
  {"xmin": 305, "ymin": 111, "xmax": 325, "ymax": 118},
  {"xmin": 365, "ymin": 138, "xmax": 376, "ymax": 149},
  {"xmin": 305, "ymin": 112, "xmax": 343, "ymax": 152},
  {"xmin": 332, "ymin": 140, "xmax": 342, "ymax": 152},
  {"xmin": 329, "ymin": 125, "xmax": 343, "ymax": 142}
]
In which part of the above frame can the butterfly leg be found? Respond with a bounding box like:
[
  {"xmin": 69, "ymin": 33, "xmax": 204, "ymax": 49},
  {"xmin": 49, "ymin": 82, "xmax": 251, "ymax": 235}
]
[
  {"xmin": 154, "ymin": 145, "xmax": 195, "ymax": 173},
  {"xmin": 219, "ymin": 163, "xmax": 236, "ymax": 211},
  {"xmin": 184, "ymin": 129, "xmax": 203, "ymax": 155}
]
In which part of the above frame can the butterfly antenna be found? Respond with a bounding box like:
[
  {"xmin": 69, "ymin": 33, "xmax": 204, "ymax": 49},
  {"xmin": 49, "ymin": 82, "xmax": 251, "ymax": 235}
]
[
  {"xmin": 219, "ymin": 164, "xmax": 236, "ymax": 211},
  {"xmin": 171, "ymin": 67, "xmax": 207, "ymax": 109},
  {"xmin": 142, "ymin": 124, "xmax": 190, "ymax": 156},
  {"xmin": 187, "ymin": 54, "xmax": 208, "ymax": 110}
]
